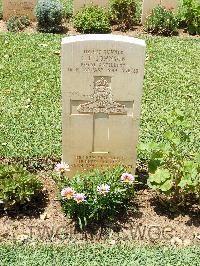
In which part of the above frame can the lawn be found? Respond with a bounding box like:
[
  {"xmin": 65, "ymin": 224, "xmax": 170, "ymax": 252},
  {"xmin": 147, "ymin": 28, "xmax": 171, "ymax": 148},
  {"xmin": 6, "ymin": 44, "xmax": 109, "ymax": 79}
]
[
  {"xmin": 0, "ymin": 244, "xmax": 200, "ymax": 266},
  {"xmin": 0, "ymin": 33, "xmax": 199, "ymax": 159}
]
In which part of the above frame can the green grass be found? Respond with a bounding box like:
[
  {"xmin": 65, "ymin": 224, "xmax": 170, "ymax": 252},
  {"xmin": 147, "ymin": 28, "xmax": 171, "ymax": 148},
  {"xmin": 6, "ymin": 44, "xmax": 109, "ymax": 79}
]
[
  {"xmin": 0, "ymin": 244, "xmax": 200, "ymax": 265},
  {"xmin": 0, "ymin": 33, "xmax": 62, "ymax": 158},
  {"xmin": 139, "ymin": 36, "xmax": 200, "ymax": 157},
  {"xmin": 0, "ymin": 33, "xmax": 199, "ymax": 159}
]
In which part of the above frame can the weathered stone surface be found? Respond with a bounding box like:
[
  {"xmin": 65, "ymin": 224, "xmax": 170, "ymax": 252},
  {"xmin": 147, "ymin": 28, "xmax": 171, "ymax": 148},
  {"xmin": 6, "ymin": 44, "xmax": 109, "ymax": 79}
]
[
  {"xmin": 73, "ymin": 0, "xmax": 108, "ymax": 13},
  {"xmin": 3, "ymin": 0, "xmax": 37, "ymax": 21},
  {"xmin": 141, "ymin": 0, "xmax": 179, "ymax": 24},
  {"xmin": 61, "ymin": 35, "xmax": 146, "ymax": 176}
]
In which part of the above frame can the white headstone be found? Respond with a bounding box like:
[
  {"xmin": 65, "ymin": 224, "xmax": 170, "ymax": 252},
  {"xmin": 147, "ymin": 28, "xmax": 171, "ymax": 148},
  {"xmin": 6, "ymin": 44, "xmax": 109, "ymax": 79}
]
[
  {"xmin": 141, "ymin": 0, "xmax": 179, "ymax": 24},
  {"xmin": 3, "ymin": 0, "xmax": 37, "ymax": 21},
  {"xmin": 73, "ymin": 0, "xmax": 108, "ymax": 13},
  {"xmin": 61, "ymin": 35, "xmax": 146, "ymax": 176}
]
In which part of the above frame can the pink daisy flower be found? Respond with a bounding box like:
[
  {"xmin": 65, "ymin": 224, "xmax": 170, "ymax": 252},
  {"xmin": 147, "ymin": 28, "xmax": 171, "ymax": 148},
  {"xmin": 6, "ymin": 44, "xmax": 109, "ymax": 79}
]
[
  {"xmin": 73, "ymin": 193, "xmax": 86, "ymax": 204},
  {"xmin": 121, "ymin": 173, "xmax": 135, "ymax": 184},
  {"xmin": 55, "ymin": 162, "xmax": 70, "ymax": 173},
  {"xmin": 97, "ymin": 184, "xmax": 110, "ymax": 195},
  {"xmin": 61, "ymin": 187, "xmax": 75, "ymax": 199}
]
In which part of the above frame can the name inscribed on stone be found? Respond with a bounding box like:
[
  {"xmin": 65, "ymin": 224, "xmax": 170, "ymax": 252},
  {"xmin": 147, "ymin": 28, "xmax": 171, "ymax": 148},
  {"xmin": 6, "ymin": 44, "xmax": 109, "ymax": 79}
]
[{"xmin": 66, "ymin": 49, "xmax": 139, "ymax": 74}]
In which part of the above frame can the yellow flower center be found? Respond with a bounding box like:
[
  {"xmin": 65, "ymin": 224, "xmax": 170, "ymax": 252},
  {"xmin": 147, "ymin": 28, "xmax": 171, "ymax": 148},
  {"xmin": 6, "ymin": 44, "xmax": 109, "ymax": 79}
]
[
  {"xmin": 65, "ymin": 192, "xmax": 74, "ymax": 199},
  {"xmin": 124, "ymin": 177, "xmax": 130, "ymax": 182}
]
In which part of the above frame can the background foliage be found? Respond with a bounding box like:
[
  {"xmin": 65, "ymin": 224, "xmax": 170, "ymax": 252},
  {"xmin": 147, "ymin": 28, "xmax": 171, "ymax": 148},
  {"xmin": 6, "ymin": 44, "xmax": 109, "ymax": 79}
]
[
  {"xmin": 178, "ymin": 0, "xmax": 200, "ymax": 35},
  {"xmin": 109, "ymin": 0, "xmax": 137, "ymax": 31},
  {"xmin": 73, "ymin": 5, "xmax": 111, "ymax": 33},
  {"xmin": 35, "ymin": 0, "xmax": 64, "ymax": 33},
  {"xmin": 6, "ymin": 16, "xmax": 30, "ymax": 32},
  {"xmin": 144, "ymin": 5, "xmax": 178, "ymax": 36}
]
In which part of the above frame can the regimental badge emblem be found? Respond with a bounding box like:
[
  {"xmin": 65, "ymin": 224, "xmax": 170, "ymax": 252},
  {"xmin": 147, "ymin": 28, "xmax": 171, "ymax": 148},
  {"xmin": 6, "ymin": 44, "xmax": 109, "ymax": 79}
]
[{"xmin": 77, "ymin": 77, "xmax": 127, "ymax": 114}]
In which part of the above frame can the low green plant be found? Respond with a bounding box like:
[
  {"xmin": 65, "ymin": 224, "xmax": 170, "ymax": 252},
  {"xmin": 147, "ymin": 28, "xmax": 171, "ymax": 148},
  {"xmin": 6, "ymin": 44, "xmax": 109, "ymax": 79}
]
[
  {"xmin": 177, "ymin": 0, "xmax": 200, "ymax": 35},
  {"xmin": 109, "ymin": 0, "xmax": 137, "ymax": 31},
  {"xmin": 55, "ymin": 164, "xmax": 135, "ymax": 229},
  {"xmin": 73, "ymin": 5, "xmax": 111, "ymax": 34},
  {"xmin": 140, "ymin": 109, "xmax": 200, "ymax": 205},
  {"xmin": 35, "ymin": 0, "xmax": 64, "ymax": 33},
  {"xmin": 0, "ymin": 164, "xmax": 43, "ymax": 210},
  {"xmin": 6, "ymin": 16, "xmax": 30, "ymax": 32},
  {"xmin": 144, "ymin": 5, "xmax": 178, "ymax": 36},
  {"xmin": 19, "ymin": 15, "xmax": 31, "ymax": 27}
]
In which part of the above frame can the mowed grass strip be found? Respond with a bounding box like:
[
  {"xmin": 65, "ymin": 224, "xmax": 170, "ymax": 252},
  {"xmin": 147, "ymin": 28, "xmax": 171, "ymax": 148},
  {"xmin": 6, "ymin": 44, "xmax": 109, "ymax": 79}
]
[
  {"xmin": 0, "ymin": 244, "xmax": 200, "ymax": 266},
  {"xmin": 0, "ymin": 33, "xmax": 199, "ymax": 158},
  {"xmin": 0, "ymin": 33, "xmax": 62, "ymax": 158}
]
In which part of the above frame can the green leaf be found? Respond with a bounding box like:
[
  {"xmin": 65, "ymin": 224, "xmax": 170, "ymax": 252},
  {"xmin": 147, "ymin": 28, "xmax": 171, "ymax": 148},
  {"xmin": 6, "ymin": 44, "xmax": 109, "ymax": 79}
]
[
  {"xmin": 148, "ymin": 159, "xmax": 163, "ymax": 173},
  {"xmin": 78, "ymin": 217, "xmax": 83, "ymax": 230},
  {"xmin": 149, "ymin": 168, "xmax": 171, "ymax": 184},
  {"xmin": 160, "ymin": 180, "xmax": 173, "ymax": 192}
]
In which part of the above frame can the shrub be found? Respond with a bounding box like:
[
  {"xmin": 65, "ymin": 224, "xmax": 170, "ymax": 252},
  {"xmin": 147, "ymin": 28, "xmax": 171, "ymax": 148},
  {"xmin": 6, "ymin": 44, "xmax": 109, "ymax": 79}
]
[
  {"xmin": 6, "ymin": 16, "xmax": 30, "ymax": 32},
  {"xmin": 55, "ymin": 164, "xmax": 135, "ymax": 230},
  {"xmin": 35, "ymin": 0, "xmax": 64, "ymax": 33},
  {"xmin": 0, "ymin": 164, "xmax": 43, "ymax": 210},
  {"xmin": 61, "ymin": 0, "xmax": 73, "ymax": 18},
  {"xmin": 109, "ymin": 0, "xmax": 137, "ymax": 31},
  {"xmin": 144, "ymin": 5, "xmax": 178, "ymax": 36},
  {"xmin": 19, "ymin": 15, "xmax": 31, "ymax": 27},
  {"xmin": 140, "ymin": 109, "xmax": 200, "ymax": 205},
  {"xmin": 73, "ymin": 5, "xmax": 111, "ymax": 34},
  {"xmin": 177, "ymin": 0, "xmax": 200, "ymax": 35}
]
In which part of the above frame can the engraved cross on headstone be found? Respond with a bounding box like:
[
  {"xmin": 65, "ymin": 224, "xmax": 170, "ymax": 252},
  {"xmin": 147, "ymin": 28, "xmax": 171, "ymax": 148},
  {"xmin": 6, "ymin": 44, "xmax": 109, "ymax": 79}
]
[{"xmin": 71, "ymin": 76, "xmax": 131, "ymax": 154}]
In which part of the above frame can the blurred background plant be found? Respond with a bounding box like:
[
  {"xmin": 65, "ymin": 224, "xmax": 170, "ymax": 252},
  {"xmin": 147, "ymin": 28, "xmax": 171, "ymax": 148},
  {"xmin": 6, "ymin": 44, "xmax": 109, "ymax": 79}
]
[
  {"xmin": 73, "ymin": 5, "xmax": 111, "ymax": 33},
  {"xmin": 35, "ymin": 0, "xmax": 64, "ymax": 33},
  {"xmin": 144, "ymin": 5, "xmax": 178, "ymax": 36},
  {"xmin": 177, "ymin": 0, "xmax": 200, "ymax": 35},
  {"xmin": 109, "ymin": 0, "xmax": 138, "ymax": 31},
  {"xmin": 6, "ymin": 16, "xmax": 30, "ymax": 32}
]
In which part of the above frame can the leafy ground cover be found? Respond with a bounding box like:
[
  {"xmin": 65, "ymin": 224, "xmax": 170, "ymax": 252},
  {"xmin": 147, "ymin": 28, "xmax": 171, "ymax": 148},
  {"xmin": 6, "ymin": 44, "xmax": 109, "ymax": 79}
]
[
  {"xmin": 0, "ymin": 33, "xmax": 199, "ymax": 160},
  {"xmin": 0, "ymin": 244, "xmax": 200, "ymax": 265}
]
